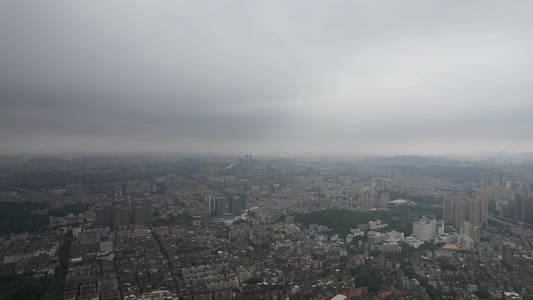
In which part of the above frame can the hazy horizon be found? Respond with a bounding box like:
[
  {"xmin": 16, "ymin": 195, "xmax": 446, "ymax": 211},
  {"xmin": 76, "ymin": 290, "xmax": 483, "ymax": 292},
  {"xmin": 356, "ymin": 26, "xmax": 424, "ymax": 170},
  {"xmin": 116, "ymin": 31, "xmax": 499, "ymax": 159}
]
[{"xmin": 2, "ymin": 1, "xmax": 533, "ymax": 156}]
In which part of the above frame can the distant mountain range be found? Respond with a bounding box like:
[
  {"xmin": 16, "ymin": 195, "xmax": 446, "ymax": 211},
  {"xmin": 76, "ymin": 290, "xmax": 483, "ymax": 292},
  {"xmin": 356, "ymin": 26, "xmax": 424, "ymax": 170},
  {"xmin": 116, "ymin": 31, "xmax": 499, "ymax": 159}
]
[
  {"xmin": 453, "ymin": 151, "xmax": 533, "ymax": 160},
  {"xmin": 355, "ymin": 156, "xmax": 482, "ymax": 179},
  {"xmin": 360, "ymin": 155, "xmax": 462, "ymax": 167}
]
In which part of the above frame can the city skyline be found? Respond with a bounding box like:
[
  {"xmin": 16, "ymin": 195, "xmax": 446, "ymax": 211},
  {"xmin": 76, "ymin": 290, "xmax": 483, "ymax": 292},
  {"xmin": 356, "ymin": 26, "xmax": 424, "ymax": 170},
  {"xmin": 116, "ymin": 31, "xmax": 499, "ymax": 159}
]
[{"xmin": 2, "ymin": 1, "xmax": 533, "ymax": 155}]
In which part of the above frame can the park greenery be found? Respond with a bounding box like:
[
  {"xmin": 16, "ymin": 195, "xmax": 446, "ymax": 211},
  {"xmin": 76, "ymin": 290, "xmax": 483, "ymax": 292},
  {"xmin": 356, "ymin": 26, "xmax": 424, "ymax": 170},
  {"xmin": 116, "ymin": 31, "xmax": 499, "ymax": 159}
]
[
  {"xmin": 0, "ymin": 272, "xmax": 57, "ymax": 300},
  {"xmin": 152, "ymin": 182, "xmax": 167, "ymax": 194},
  {"xmin": 292, "ymin": 205, "xmax": 445, "ymax": 299},
  {"xmin": 0, "ymin": 201, "xmax": 92, "ymax": 234},
  {"xmin": 294, "ymin": 208, "xmax": 419, "ymax": 237},
  {"xmin": 47, "ymin": 203, "xmax": 90, "ymax": 217},
  {"xmin": 0, "ymin": 231, "xmax": 71, "ymax": 300},
  {"xmin": 475, "ymin": 289, "xmax": 491, "ymax": 299},
  {"xmin": 0, "ymin": 202, "xmax": 49, "ymax": 235},
  {"xmin": 387, "ymin": 191, "xmax": 442, "ymax": 207},
  {"xmin": 349, "ymin": 265, "xmax": 386, "ymax": 293}
]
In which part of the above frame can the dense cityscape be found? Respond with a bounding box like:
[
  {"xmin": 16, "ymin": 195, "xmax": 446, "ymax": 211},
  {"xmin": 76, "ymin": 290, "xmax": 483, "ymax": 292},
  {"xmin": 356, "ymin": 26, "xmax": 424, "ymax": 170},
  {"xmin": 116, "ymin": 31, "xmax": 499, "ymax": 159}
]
[
  {"xmin": 2, "ymin": 1, "xmax": 533, "ymax": 300},
  {"xmin": 1, "ymin": 153, "xmax": 533, "ymax": 300}
]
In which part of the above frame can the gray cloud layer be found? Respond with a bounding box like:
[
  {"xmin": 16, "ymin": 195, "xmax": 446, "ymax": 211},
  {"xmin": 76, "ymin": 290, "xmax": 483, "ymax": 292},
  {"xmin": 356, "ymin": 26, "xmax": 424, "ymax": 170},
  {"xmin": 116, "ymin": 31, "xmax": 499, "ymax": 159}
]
[{"xmin": 1, "ymin": 1, "xmax": 533, "ymax": 155}]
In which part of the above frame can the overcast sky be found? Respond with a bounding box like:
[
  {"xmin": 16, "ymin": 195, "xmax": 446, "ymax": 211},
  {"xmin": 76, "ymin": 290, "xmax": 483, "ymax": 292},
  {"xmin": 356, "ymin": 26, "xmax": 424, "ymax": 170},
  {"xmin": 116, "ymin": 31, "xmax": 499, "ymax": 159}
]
[{"xmin": 1, "ymin": 1, "xmax": 533, "ymax": 156}]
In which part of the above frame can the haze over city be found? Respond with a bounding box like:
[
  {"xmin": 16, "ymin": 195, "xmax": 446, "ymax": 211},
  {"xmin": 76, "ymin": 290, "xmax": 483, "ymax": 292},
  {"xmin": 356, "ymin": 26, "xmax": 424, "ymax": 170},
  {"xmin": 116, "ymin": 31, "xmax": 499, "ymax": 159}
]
[
  {"xmin": 3, "ymin": 2, "xmax": 533, "ymax": 296},
  {"xmin": 2, "ymin": 1, "xmax": 533, "ymax": 155}
]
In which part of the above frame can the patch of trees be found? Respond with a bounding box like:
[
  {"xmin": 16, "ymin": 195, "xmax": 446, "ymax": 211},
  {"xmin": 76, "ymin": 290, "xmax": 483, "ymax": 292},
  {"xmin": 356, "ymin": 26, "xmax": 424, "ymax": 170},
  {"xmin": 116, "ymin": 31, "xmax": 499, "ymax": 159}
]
[
  {"xmin": 47, "ymin": 203, "xmax": 90, "ymax": 217},
  {"xmin": 153, "ymin": 183, "xmax": 167, "ymax": 194},
  {"xmin": 488, "ymin": 219, "xmax": 504, "ymax": 228},
  {"xmin": 0, "ymin": 231, "xmax": 71, "ymax": 300},
  {"xmin": 419, "ymin": 242, "xmax": 443, "ymax": 253},
  {"xmin": 392, "ymin": 205, "xmax": 443, "ymax": 220},
  {"xmin": 439, "ymin": 259, "xmax": 457, "ymax": 271},
  {"xmin": 349, "ymin": 265, "xmax": 386, "ymax": 294},
  {"xmin": 475, "ymin": 289, "xmax": 490, "ymax": 299},
  {"xmin": 0, "ymin": 202, "xmax": 49, "ymax": 235},
  {"xmin": 0, "ymin": 232, "xmax": 71, "ymax": 300},
  {"xmin": 387, "ymin": 192, "xmax": 443, "ymax": 219},
  {"xmin": 294, "ymin": 208, "xmax": 416, "ymax": 236},
  {"xmin": 248, "ymin": 239, "xmax": 270, "ymax": 249},
  {"xmin": 0, "ymin": 272, "xmax": 58, "ymax": 300},
  {"xmin": 246, "ymin": 277, "xmax": 262, "ymax": 285}
]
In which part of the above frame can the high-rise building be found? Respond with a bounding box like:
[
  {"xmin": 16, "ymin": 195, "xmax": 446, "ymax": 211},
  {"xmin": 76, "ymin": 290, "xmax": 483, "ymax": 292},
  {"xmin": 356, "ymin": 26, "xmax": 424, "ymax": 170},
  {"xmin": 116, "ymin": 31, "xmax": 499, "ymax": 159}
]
[
  {"xmin": 377, "ymin": 192, "xmax": 390, "ymax": 208},
  {"xmin": 132, "ymin": 204, "xmax": 145, "ymax": 225},
  {"xmin": 513, "ymin": 196, "xmax": 533, "ymax": 224},
  {"xmin": 515, "ymin": 197, "xmax": 525, "ymax": 223},
  {"xmin": 208, "ymin": 196, "xmax": 216, "ymax": 215},
  {"xmin": 94, "ymin": 198, "xmax": 153, "ymax": 229},
  {"xmin": 144, "ymin": 198, "xmax": 154, "ymax": 220},
  {"xmin": 208, "ymin": 196, "xmax": 228, "ymax": 216},
  {"xmin": 454, "ymin": 198, "xmax": 469, "ymax": 228},
  {"xmin": 525, "ymin": 198, "xmax": 533, "ymax": 224},
  {"xmin": 345, "ymin": 190, "xmax": 357, "ymax": 201},
  {"xmin": 469, "ymin": 199, "xmax": 480, "ymax": 227},
  {"xmin": 370, "ymin": 178, "xmax": 392, "ymax": 192},
  {"xmin": 443, "ymin": 196, "xmax": 454, "ymax": 225},
  {"xmin": 238, "ymin": 154, "xmax": 254, "ymax": 174},
  {"xmin": 462, "ymin": 220, "xmax": 481, "ymax": 241},
  {"xmin": 131, "ymin": 198, "xmax": 153, "ymax": 224},
  {"xmin": 94, "ymin": 203, "xmax": 115, "ymax": 227},
  {"xmin": 112, "ymin": 205, "xmax": 130, "ymax": 229},
  {"xmin": 412, "ymin": 216, "xmax": 443, "ymax": 242},
  {"xmin": 229, "ymin": 196, "xmax": 247, "ymax": 215},
  {"xmin": 370, "ymin": 191, "xmax": 379, "ymax": 205},
  {"xmin": 413, "ymin": 219, "xmax": 433, "ymax": 242},
  {"xmin": 358, "ymin": 190, "xmax": 373, "ymax": 209},
  {"xmin": 215, "ymin": 198, "xmax": 226, "ymax": 217},
  {"xmin": 95, "ymin": 207, "xmax": 105, "ymax": 226},
  {"xmin": 479, "ymin": 196, "xmax": 488, "ymax": 225},
  {"xmin": 443, "ymin": 195, "xmax": 488, "ymax": 228},
  {"xmin": 499, "ymin": 196, "xmax": 533, "ymax": 225}
]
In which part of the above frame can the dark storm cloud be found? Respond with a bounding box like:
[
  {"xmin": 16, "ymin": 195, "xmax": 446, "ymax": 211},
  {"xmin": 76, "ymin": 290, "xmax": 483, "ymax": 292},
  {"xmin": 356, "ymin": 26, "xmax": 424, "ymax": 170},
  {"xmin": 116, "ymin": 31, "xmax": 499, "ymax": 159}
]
[{"xmin": 1, "ymin": 1, "xmax": 533, "ymax": 154}]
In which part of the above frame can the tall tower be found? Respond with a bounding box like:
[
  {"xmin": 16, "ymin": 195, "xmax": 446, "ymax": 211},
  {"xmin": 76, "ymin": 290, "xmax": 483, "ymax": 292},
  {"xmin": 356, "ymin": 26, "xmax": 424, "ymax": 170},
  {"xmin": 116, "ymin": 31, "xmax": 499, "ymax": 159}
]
[
  {"xmin": 229, "ymin": 196, "xmax": 247, "ymax": 215},
  {"xmin": 525, "ymin": 198, "xmax": 533, "ymax": 224},
  {"xmin": 144, "ymin": 198, "xmax": 153, "ymax": 220},
  {"xmin": 444, "ymin": 195, "xmax": 488, "ymax": 229},
  {"xmin": 443, "ymin": 196, "xmax": 454, "ymax": 225},
  {"xmin": 479, "ymin": 196, "xmax": 488, "ymax": 226},
  {"xmin": 469, "ymin": 199, "xmax": 480, "ymax": 227},
  {"xmin": 113, "ymin": 205, "xmax": 123, "ymax": 230},
  {"xmin": 208, "ymin": 196, "xmax": 216, "ymax": 215},
  {"xmin": 132, "ymin": 204, "xmax": 145, "ymax": 225},
  {"xmin": 454, "ymin": 199, "xmax": 469, "ymax": 228},
  {"xmin": 95, "ymin": 207, "xmax": 105, "ymax": 226},
  {"xmin": 215, "ymin": 198, "xmax": 226, "ymax": 217}
]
